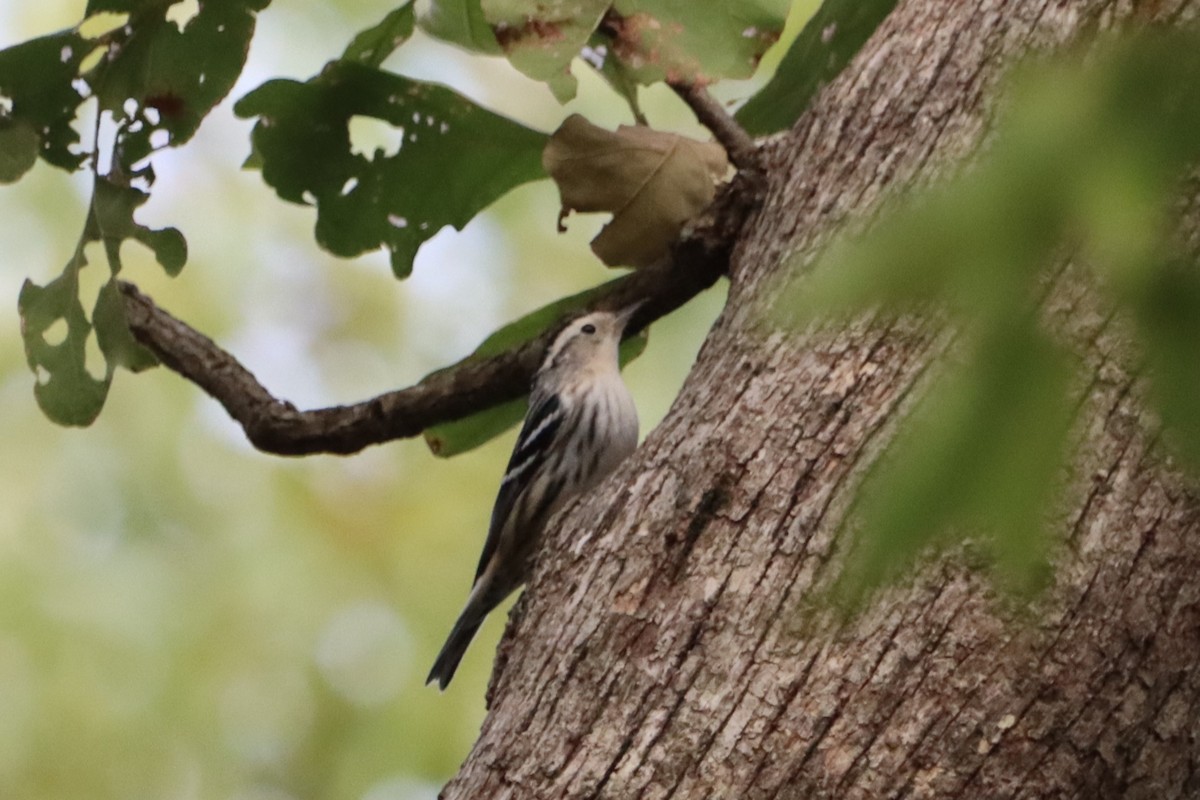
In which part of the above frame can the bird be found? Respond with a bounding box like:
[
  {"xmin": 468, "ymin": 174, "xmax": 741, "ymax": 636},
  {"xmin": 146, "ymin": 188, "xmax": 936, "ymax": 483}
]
[{"xmin": 427, "ymin": 304, "xmax": 643, "ymax": 689}]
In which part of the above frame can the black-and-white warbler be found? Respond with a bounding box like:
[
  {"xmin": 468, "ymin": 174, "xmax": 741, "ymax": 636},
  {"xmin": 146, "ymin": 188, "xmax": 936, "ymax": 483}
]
[{"xmin": 427, "ymin": 305, "xmax": 642, "ymax": 689}]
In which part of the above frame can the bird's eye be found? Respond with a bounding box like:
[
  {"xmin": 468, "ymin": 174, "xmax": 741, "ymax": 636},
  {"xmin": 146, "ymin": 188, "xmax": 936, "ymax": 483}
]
[{"xmin": 581, "ymin": 323, "xmax": 597, "ymax": 334}]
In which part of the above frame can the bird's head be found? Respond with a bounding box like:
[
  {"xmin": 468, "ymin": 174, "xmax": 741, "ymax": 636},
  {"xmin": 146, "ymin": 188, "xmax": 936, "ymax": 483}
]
[{"xmin": 540, "ymin": 304, "xmax": 641, "ymax": 376}]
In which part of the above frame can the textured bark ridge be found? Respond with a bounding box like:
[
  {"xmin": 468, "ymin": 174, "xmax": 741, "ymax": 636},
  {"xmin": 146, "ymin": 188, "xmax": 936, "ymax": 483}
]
[{"xmin": 443, "ymin": 1, "xmax": 1200, "ymax": 797}]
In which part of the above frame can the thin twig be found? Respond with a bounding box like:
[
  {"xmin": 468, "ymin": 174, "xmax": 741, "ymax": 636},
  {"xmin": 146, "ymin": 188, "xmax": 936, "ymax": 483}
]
[
  {"xmin": 119, "ymin": 175, "xmax": 759, "ymax": 456},
  {"xmin": 669, "ymin": 81, "xmax": 763, "ymax": 174}
]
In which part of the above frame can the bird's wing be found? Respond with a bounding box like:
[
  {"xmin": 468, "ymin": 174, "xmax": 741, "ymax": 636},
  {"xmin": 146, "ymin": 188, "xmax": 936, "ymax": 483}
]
[{"xmin": 472, "ymin": 388, "xmax": 566, "ymax": 583}]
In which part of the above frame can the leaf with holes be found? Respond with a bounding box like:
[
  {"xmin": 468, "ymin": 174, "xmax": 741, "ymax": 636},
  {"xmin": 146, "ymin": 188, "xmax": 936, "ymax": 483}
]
[
  {"xmin": 0, "ymin": 29, "xmax": 91, "ymax": 174},
  {"xmin": 424, "ymin": 279, "xmax": 648, "ymax": 456},
  {"xmin": 91, "ymin": 178, "xmax": 188, "ymax": 275},
  {"xmin": 482, "ymin": 0, "xmax": 610, "ymax": 101},
  {"xmin": 235, "ymin": 60, "xmax": 548, "ymax": 277},
  {"xmin": 18, "ymin": 175, "xmax": 183, "ymax": 426},
  {"xmin": 18, "ymin": 261, "xmax": 110, "ymax": 426},
  {"xmin": 343, "ymin": 3, "xmax": 417, "ymax": 68},
  {"xmin": 606, "ymin": 0, "xmax": 789, "ymax": 85},
  {"xmin": 738, "ymin": 0, "xmax": 899, "ymax": 135},
  {"xmin": 88, "ymin": 0, "xmax": 269, "ymax": 167},
  {"xmin": 544, "ymin": 114, "xmax": 728, "ymax": 268}
]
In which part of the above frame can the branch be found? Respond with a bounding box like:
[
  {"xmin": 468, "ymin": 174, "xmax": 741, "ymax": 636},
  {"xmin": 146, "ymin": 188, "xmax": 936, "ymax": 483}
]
[{"xmin": 120, "ymin": 172, "xmax": 761, "ymax": 456}]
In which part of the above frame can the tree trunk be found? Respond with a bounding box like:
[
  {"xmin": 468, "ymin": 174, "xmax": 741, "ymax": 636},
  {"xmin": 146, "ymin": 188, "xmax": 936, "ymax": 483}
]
[{"xmin": 444, "ymin": 1, "xmax": 1200, "ymax": 797}]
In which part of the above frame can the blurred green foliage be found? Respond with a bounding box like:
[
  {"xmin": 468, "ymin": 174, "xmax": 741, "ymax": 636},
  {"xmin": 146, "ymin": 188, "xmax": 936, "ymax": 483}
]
[{"xmin": 778, "ymin": 29, "xmax": 1200, "ymax": 605}]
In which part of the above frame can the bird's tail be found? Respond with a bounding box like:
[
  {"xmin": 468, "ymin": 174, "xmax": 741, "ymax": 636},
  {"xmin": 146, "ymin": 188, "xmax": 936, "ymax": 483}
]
[
  {"xmin": 426, "ymin": 605, "xmax": 485, "ymax": 690},
  {"xmin": 428, "ymin": 569, "xmax": 521, "ymax": 690},
  {"xmin": 430, "ymin": 571, "xmax": 515, "ymax": 690}
]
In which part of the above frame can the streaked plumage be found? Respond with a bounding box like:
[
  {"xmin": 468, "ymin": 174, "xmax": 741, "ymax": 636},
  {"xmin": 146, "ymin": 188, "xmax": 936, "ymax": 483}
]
[{"xmin": 427, "ymin": 306, "xmax": 641, "ymax": 689}]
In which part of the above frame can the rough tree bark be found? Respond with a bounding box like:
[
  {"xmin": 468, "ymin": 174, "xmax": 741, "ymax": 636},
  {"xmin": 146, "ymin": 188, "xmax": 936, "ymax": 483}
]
[{"xmin": 444, "ymin": 1, "xmax": 1200, "ymax": 797}]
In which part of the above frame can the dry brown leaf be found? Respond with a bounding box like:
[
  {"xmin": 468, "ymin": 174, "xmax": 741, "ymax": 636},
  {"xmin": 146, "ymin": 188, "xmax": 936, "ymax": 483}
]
[{"xmin": 542, "ymin": 113, "xmax": 729, "ymax": 268}]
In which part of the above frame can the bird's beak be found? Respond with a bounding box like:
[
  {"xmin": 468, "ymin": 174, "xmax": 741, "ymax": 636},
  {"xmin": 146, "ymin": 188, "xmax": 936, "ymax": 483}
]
[{"xmin": 615, "ymin": 300, "xmax": 646, "ymax": 332}]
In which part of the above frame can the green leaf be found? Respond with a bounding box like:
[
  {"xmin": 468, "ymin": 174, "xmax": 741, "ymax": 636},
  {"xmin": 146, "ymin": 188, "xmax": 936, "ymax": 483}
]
[
  {"xmin": 0, "ymin": 118, "xmax": 39, "ymax": 182},
  {"xmin": 88, "ymin": 0, "xmax": 267, "ymax": 167},
  {"xmin": 584, "ymin": 35, "xmax": 644, "ymax": 122},
  {"xmin": 0, "ymin": 30, "xmax": 91, "ymax": 172},
  {"xmin": 417, "ymin": 0, "xmax": 502, "ymax": 54},
  {"xmin": 18, "ymin": 264, "xmax": 111, "ymax": 427},
  {"xmin": 425, "ymin": 397, "xmax": 527, "ymax": 458},
  {"xmin": 836, "ymin": 323, "xmax": 1073, "ymax": 605},
  {"xmin": 482, "ymin": 0, "xmax": 609, "ymax": 102},
  {"xmin": 423, "ymin": 279, "xmax": 647, "ymax": 456},
  {"xmin": 135, "ymin": 226, "xmax": 187, "ymax": 275},
  {"xmin": 91, "ymin": 177, "xmax": 188, "ymax": 275},
  {"xmin": 607, "ymin": 0, "xmax": 790, "ymax": 85},
  {"xmin": 737, "ymin": 0, "xmax": 898, "ymax": 135},
  {"xmin": 343, "ymin": 3, "xmax": 417, "ymax": 68},
  {"xmin": 235, "ymin": 60, "xmax": 547, "ymax": 277}
]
